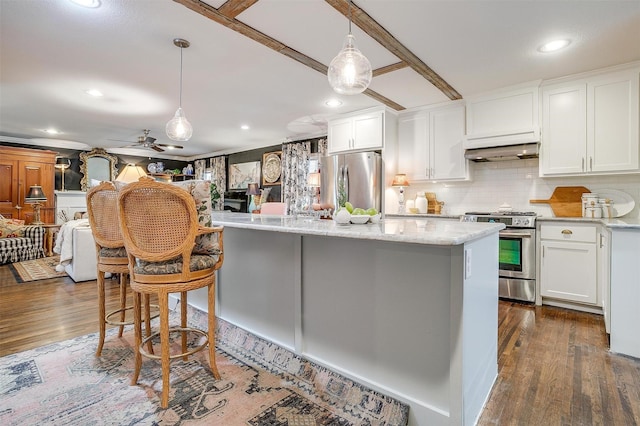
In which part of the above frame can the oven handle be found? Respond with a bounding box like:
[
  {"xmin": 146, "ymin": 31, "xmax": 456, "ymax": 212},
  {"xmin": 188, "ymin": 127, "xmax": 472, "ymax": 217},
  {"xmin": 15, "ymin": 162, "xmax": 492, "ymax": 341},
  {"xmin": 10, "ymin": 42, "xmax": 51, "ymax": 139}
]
[{"xmin": 500, "ymin": 231, "xmax": 533, "ymax": 238}]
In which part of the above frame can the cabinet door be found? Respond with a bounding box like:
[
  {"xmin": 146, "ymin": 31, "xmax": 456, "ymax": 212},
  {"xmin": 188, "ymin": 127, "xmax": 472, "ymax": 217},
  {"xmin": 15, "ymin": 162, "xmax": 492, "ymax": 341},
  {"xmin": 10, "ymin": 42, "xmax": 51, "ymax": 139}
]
[
  {"xmin": 397, "ymin": 112, "xmax": 429, "ymax": 180},
  {"xmin": 0, "ymin": 160, "xmax": 19, "ymax": 219},
  {"xmin": 541, "ymin": 83, "xmax": 587, "ymax": 175},
  {"xmin": 20, "ymin": 160, "xmax": 55, "ymax": 224},
  {"xmin": 430, "ymin": 105, "xmax": 467, "ymax": 181},
  {"xmin": 588, "ymin": 69, "xmax": 640, "ymax": 173},
  {"xmin": 328, "ymin": 117, "xmax": 353, "ymax": 153},
  {"xmin": 353, "ymin": 111, "xmax": 383, "ymax": 151},
  {"xmin": 540, "ymin": 240, "xmax": 597, "ymax": 304}
]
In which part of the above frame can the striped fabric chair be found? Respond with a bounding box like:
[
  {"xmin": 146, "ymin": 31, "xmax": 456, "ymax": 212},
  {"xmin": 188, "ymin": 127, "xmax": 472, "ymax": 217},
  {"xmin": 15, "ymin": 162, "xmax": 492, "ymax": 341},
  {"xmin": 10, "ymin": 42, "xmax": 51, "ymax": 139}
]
[{"xmin": 0, "ymin": 217, "xmax": 45, "ymax": 264}]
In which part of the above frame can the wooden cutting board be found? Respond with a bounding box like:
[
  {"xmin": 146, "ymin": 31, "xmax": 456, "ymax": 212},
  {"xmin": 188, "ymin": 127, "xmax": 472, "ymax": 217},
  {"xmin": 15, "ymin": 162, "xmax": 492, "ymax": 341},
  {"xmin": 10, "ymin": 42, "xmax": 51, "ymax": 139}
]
[{"xmin": 530, "ymin": 186, "xmax": 590, "ymax": 217}]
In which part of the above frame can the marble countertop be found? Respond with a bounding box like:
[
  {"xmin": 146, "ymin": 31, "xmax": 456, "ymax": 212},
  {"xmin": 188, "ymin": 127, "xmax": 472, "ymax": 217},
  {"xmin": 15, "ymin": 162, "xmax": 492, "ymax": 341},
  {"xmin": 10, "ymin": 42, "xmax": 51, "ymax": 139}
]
[
  {"xmin": 210, "ymin": 212, "xmax": 504, "ymax": 246},
  {"xmin": 386, "ymin": 213, "xmax": 461, "ymax": 220},
  {"xmin": 537, "ymin": 216, "xmax": 640, "ymax": 230}
]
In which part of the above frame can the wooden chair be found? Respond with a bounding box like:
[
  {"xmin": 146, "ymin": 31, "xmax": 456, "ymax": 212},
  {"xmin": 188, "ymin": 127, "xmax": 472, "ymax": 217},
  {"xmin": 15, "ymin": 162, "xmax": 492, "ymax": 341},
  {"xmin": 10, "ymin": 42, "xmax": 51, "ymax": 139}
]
[
  {"xmin": 86, "ymin": 181, "xmax": 155, "ymax": 356},
  {"xmin": 117, "ymin": 177, "xmax": 224, "ymax": 408}
]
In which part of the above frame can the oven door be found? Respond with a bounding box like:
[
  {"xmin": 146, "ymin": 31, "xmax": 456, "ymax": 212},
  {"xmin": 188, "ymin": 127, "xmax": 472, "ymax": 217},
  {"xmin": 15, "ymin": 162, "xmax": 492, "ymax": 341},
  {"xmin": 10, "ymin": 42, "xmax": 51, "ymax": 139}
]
[{"xmin": 499, "ymin": 228, "xmax": 535, "ymax": 280}]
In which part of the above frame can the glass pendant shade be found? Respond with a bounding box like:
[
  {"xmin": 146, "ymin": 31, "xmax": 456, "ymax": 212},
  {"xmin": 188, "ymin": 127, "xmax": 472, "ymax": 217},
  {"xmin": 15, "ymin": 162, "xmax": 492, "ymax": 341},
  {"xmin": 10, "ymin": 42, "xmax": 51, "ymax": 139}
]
[
  {"xmin": 166, "ymin": 107, "xmax": 193, "ymax": 141},
  {"xmin": 328, "ymin": 34, "xmax": 372, "ymax": 95}
]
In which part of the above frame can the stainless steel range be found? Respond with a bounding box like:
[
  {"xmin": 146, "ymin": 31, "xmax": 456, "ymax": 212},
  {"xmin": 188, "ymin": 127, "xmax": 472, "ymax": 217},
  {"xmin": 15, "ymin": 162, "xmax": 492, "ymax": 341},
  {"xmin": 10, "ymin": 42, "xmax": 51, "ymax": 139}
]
[{"xmin": 462, "ymin": 212, "xmax": 537, "ymax": 302}]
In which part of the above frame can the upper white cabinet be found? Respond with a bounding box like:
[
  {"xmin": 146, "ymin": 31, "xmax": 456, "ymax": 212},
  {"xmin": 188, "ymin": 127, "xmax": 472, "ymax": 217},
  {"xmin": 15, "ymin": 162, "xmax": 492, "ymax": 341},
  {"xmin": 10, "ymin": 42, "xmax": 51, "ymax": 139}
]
[
  {"xmin": 397, "ymin": 103, "xmax": 468, "ymax": 181},
  {"xmin": 464, "ymin": 82, "xmax": 540, "ymax": 149},
  {"xmin": 540, "ymin": 66, "xmax": 640, "ymax": 176},
  {"xmin": 328, "ymin": 107, "xmax": 395, "ymax": 154}
]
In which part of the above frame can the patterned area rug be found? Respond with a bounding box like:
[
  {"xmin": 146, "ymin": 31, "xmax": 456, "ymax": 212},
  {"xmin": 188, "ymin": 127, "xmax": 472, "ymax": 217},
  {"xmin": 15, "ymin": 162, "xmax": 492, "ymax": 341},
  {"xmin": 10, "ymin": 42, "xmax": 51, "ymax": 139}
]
[
  {"xmin": 9, "ymin": 255, "xmax": 66, "ymax": 283},
  {"xmin": 0, "ymin": 309, "xmax": 409, "ymax": 425}
]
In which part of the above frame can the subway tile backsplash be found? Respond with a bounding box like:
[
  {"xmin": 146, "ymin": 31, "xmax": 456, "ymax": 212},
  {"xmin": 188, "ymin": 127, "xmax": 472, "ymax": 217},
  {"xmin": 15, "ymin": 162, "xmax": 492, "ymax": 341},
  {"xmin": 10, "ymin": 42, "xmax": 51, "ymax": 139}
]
[{"xmin": 405, "ymin": 159, "xmax": 640, "ymax": 218}]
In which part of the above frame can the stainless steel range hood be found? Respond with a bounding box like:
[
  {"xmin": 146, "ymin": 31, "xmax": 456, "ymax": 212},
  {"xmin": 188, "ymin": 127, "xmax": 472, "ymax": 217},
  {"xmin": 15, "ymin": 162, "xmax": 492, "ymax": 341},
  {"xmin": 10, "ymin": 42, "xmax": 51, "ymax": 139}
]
[{"xmin": 464, "ymin": 143, "xmax": 539, "ymax": 162}]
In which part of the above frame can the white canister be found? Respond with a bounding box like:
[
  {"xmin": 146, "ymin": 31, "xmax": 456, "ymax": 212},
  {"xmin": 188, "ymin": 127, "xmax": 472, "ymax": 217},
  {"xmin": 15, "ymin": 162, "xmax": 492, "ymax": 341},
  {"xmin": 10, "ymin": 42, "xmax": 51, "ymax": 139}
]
[
  {"xmin": 599, "ymin": 199, "xmax": 612, "ymax": 218},
  {"xmin": 415, "ymin": 192, "xmax": 428, "ymax": 214},
  {"xmin": 585, "ymin": 206, "xmax": 602, "ymax": 218},
  {"xmin": 405, "ymin": 199, "xmax": 415, "ymax": 210},
  {"xmin": 582, "ymin": 193, "xmax": 598, "ymax": 217}
]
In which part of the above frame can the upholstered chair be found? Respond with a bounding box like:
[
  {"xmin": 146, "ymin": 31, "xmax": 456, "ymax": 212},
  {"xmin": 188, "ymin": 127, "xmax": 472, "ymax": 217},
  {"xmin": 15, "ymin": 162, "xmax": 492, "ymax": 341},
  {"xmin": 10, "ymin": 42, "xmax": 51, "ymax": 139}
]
[
  {"xmin": 117, "ymin": 177, "xmax": 224, "ymax": 408},
  {"xmin": 86, "ymin": 181, "xmax": 155, "ymax": 356}
]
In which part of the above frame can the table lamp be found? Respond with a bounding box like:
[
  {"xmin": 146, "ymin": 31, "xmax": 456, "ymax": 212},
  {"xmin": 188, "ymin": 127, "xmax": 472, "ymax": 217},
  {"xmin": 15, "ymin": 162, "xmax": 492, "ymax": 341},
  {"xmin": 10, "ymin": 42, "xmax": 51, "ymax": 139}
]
[
  {"xmin": 391, "ymin": 173, "xmax": 410, "ymax": 214},
  {"xmin": 55, "ymin": 157, "xmax": 71, "ymax": 191},
  {"xmin": 307, "ymin": 172, "xmax": 321, "ymax": 206},
  {"xmin": 116, "ymin": 164, "xmax": 147, "ymax": 183},
  {"xmin": 25, "ymin": 185, "xmax": 47, "ymax": 225},
  {"xmin": 246, "ymin": 183, "xmax": 260, "ymax": 213}
]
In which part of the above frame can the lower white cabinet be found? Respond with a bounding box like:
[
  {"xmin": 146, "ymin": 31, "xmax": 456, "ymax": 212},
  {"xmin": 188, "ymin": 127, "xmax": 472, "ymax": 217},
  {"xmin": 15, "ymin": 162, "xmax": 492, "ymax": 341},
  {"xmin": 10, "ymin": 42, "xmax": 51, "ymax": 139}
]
[{"xmin": 539, "ymin": 223, "xmax": 599, "ymax": 306}]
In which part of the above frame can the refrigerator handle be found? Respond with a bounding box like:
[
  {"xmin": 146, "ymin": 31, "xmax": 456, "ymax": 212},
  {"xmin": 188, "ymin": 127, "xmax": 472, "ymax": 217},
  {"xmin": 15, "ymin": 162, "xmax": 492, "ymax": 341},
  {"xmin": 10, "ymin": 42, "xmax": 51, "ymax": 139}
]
[{"xmin": 343, "ymin": 164, "xmax": 349, "ymax": 201}]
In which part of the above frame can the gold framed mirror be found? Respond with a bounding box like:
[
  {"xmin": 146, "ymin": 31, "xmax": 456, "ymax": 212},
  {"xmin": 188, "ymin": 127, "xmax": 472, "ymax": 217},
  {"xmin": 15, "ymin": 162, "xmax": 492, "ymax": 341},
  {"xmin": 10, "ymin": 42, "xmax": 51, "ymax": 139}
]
[{"xmin": 79, "ymin": 148, "xmax": 118, "ymax": 191}]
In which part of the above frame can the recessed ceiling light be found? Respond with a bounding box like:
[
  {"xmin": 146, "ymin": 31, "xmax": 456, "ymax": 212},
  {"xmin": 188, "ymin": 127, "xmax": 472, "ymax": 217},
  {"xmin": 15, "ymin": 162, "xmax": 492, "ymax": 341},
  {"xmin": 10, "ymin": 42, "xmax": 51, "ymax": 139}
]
[
  {"xmin": 241, "ymin": 125, "xmax": 250, "ymax": 130},
  {"xmin": 325, "ymin": 99, "xmax": 343, "ymax": 107},
  {"xmin": 43, "ymin": 128, "xmax": 60, "ymax": 135},
  {"xmin": 538, "ymin": 39, "xmax": 571, "ymax": 53},
  {"xmin": 69, "ymin": 0, "xmax": 101, "ymax": 8},
  {"xmin": 85, "ymin": 89, "xmax": 103, "ymax": 97}
]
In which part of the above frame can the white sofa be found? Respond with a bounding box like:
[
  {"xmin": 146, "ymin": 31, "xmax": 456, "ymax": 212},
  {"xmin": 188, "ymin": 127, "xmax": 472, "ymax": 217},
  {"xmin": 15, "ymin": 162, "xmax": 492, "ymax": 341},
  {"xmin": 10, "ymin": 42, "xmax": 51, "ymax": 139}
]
[{"xmin": 66, "ymin": 227, "xmax": 97, "ymax": 282}]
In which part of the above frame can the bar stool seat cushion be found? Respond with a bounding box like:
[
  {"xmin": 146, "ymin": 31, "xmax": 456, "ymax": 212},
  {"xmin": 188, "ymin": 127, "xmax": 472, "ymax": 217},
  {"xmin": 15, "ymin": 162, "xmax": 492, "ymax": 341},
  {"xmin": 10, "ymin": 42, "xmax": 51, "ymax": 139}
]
[
  {"xmin": 134, "ymin": 254, "xmax": 220, "ymax": 275},
  {"xmin": 99, "ymin": 246, "xmax": 128, "ymax": 258}
]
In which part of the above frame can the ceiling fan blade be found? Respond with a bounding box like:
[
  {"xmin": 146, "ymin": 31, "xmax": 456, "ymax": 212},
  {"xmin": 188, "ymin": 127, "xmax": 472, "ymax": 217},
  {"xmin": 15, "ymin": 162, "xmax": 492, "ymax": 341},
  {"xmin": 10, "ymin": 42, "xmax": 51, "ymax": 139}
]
[
  {"xmin": 145, "ymin": 136, "xmax": 157, "ymax": 144},
  {"xmin": 157, "ymin": 143, "xmax": 183, "ymax": 149},
  {"xmin": 118, "ymin": 143, "xmax": 143, "ymax": 149},
  {"xmin": 151, "ymin": 145, "xmax": 164, "ymax": 152}
]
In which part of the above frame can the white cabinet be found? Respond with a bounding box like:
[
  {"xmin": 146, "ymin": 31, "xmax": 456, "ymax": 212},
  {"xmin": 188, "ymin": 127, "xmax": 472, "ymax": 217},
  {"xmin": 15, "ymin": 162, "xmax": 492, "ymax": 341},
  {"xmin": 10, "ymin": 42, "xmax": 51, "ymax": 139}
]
[
  {"xmin": 397, "ymin": 103, "xmax": 468, "ymax": 181},
  {"xmin": 328, "ymin": 108, "xmax": 388, "ymax": 154},
  {"xmin": 540, "ymin": 67, "xmax": 640, "ymax": 176},
  {"xmin": 464, "ymin": 82, "xmax": 540, "ymax": 149},
  {"xmin": 539, "ymin": 223, "xmax": 598, "ymax": 305},
  {"xmin": 599, "ymin": 228, "xmax": 611, "ymax": 333}
]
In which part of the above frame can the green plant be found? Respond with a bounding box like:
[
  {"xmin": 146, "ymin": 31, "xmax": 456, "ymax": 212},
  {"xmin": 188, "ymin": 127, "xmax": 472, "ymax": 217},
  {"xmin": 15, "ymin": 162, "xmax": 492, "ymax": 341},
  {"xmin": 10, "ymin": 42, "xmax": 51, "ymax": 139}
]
[{"xmin": 337, "ymin": 180, "xmax": 347, "ymax": 208}]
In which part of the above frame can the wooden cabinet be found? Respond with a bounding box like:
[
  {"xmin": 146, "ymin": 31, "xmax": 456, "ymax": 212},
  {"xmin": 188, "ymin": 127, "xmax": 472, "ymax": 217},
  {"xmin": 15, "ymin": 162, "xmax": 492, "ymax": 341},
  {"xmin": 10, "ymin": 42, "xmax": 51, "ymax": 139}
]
[
  {"xmin": 464, "ymin": 82, "xmax": 540, "ymax": 149},
  {"xmin": 539, "ymin": 223, "xmax": 600, "ymax": 306},
  {"xmin": 398, "ymin": 103, "xmax": 468, "ymax": 181},
  {"xmin": 540, "ymin": 66, "xmax": 640, "ymax": 176},
  {"xmin": 328, "ymin": 107, "xmax": 394, "ymax": 154},
  {"xmin": 0, "ymin": 146, "xmax": 57, "ymax": 224}
]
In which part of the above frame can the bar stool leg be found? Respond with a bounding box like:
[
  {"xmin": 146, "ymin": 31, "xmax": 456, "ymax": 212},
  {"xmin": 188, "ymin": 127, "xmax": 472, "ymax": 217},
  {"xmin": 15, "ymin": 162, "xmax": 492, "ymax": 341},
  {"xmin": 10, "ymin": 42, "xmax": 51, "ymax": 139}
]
[
  {"xmin": 208, "ymin": 280, "xmax": 220, "ymax": 380},
  {"xmin": 118, "ymin": 273, "xmax": 127, "ymax": 337},
  {"xmin": 96, "ymin": 270, "xmax": 106, "ymax": 357},
  {"xmin": 159, "ymin": 290, "xmax": 171, "ymax": 409},
  {"xmin": 181, "ymin": 291, "xmax": 188, "ymax": 361},
  {"xmin": 131, "ymin": 291, "xmax": 143, "ymax": 386}
]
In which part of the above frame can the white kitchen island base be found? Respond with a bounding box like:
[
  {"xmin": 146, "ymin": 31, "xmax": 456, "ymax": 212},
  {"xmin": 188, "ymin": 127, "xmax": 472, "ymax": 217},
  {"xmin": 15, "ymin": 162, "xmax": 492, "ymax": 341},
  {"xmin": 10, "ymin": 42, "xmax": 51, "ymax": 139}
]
[{"xmin": 195, "ymin": 214, "xmax": 501, "ymax": 425}]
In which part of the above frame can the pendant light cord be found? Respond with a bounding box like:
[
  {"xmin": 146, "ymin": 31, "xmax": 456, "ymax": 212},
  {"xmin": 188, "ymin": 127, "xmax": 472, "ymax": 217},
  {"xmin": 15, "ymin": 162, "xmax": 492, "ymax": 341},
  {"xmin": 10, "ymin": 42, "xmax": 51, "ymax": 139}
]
[
  {"xmin": 348, "ymin": 0, "xmax": 352, "ymax": 35},
  {"xmin": 179, "ymin": 46, "xmax": 183, "ymax": 108}
]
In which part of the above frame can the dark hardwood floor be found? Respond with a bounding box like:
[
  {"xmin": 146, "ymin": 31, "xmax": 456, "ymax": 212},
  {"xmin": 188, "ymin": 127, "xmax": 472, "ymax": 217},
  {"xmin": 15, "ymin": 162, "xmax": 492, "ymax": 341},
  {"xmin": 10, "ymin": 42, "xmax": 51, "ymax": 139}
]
[{"xmin": 1, "ymin": 261, "xmax": 639, "ymax": 424}]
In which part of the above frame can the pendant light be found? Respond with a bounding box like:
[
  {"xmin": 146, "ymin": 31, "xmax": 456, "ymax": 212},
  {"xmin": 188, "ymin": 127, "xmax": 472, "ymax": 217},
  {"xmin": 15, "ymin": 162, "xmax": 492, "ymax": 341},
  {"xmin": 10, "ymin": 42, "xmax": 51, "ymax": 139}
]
[
  {"xmin": 327, "ymin": 1, "xmax": 372, "ymax": 95},
  {"xmin": 166, "ymin": 38, "xmax": 193, "ymax": 141}
]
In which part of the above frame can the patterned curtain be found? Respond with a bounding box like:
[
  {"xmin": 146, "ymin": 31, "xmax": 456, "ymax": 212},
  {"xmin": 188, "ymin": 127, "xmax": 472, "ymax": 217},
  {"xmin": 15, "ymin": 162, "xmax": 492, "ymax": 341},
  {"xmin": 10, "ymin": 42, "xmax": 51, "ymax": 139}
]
[
  {"xmin": 282, "ymin": 141, "xmax": 311, "ymax": 214},
  {"xmin": 194, "ymin": 159, "xmax": 206, "ymax": 180},
  {"xmin": 317, "ymin": 138, "xmax": 328, "ymax": 157},
  {"xmin": 209, "ymin": 156, "xmax": 226, "ymax": 211}
]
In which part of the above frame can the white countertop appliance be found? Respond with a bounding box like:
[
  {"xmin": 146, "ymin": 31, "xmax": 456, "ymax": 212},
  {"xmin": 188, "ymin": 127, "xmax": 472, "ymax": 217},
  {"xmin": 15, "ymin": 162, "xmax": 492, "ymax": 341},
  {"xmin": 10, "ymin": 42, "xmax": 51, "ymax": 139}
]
[{"xmin": 462, "ymin": 211, "xmax": 537, "ymax": 302}]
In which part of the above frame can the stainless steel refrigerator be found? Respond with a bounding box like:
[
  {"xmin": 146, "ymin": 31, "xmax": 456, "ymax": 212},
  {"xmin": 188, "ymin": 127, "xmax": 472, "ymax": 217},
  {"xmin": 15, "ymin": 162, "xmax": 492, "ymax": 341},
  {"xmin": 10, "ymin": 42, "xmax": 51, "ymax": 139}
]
[{"xmin": 319, "ymin": 151, "xmax": 382, "ymax": 212}]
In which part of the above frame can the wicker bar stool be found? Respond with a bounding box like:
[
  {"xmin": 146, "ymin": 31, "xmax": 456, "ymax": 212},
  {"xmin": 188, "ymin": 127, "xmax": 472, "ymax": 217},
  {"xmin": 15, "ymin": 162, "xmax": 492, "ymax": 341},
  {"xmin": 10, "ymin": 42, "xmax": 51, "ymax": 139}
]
[
  {"xmin": 117, "ymin": 177, "xmax": 224, "ymax": 408},
  {"xmin": 86, "ymin": 181, "xmax": 156, "ymax": 356}
]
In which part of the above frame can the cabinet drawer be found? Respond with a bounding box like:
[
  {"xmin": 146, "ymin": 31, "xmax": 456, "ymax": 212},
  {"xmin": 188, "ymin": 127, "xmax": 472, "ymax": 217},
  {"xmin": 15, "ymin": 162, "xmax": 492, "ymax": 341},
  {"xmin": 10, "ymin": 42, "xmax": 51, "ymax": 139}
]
[{"xmin": 540, "ymin": 224, "xmax": 596, "ymax": 243}]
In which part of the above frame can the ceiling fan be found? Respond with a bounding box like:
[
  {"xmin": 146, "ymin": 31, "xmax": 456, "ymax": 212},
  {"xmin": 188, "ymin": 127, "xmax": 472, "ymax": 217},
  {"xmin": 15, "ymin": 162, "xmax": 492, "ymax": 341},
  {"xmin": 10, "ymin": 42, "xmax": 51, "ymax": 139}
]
[{"xmin": 119, "ymin": 129, "xmax": 183, "ymax": 152}]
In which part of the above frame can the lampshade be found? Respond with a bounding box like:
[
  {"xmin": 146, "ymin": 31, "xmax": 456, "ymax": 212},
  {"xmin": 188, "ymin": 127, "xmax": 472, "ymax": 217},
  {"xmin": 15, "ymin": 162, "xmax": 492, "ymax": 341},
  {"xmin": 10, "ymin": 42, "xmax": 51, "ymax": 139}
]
[
  {"xmin": 25, "ymin": 185, "xmax": 47, "ymax": 203},
  {"xmin": 391, "ymin": 174, "xmax": 410, "ymax": 187},
  {"xmin": 116, "ymin": 164, "xmax": 147, "ymax": 183},
  {"xmin": 55, "ymin": 158, "xmax": 71, "ymax": 169},
  {"xmin": 246, "ymin": 183, "xmax": 260, "ymax": 196},
  {"xmin": 166, "ymin": 38, "xmax": 193, "ymax": 142},
  {"xmin": 327, "ymin": 1, "xmax": 372, "ymax": 95},
  {"xmin": 307, "ymin": 172, "xmax": 321, "ymax": 187}
]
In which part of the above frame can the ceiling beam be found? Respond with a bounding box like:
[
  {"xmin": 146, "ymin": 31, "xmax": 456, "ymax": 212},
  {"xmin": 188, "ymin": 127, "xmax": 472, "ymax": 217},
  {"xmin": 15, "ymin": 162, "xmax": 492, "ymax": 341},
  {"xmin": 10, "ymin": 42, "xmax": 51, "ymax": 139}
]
[
  {"xmin": 173, "ymin": 0, "xmax": 405, "ymax": 111},
  {"xmin": 373, "ymin": 62, "xmax": 408, "ymax": 77},
  {"xmin": 217, "ymin": 0, "xmax": 259, "ymax": 19},
  {"xmin": 325, "ymin": 0, "xmax": 462, "ymax": 101}
]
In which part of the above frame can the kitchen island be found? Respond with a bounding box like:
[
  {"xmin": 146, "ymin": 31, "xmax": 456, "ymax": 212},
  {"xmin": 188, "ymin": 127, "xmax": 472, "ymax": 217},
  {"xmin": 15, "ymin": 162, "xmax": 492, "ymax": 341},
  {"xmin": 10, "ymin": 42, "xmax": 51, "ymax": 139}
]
[{"xmin": 197, "ymin": 212, "xmax": 504, "ymax": 425}]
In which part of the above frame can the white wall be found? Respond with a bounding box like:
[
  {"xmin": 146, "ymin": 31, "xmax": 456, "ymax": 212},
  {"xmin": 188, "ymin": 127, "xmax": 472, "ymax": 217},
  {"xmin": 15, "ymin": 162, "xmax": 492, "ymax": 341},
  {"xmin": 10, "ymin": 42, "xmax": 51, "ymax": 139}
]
[{"xmin": 402, "ymin": 159, "xmax": 640, "ymax": 218}]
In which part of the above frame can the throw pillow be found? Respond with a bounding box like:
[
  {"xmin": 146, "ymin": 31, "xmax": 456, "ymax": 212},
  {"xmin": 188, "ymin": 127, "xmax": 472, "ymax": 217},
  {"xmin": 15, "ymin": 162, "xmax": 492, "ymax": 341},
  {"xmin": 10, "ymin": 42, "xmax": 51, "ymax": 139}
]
[
  {"xmin": 0, "ymin": 219, "xmax": 26, "ymax": 238},
  {"xmin": 171, "ymin": 180, "xmax": 221, "ymax": 255}
]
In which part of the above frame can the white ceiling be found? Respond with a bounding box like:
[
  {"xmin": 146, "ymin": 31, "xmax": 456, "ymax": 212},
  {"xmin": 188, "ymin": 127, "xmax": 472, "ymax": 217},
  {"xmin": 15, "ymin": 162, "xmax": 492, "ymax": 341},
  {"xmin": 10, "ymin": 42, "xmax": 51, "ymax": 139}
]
[{"xmin": 1, "ymin": 0, "xmax": 639, "ymax": 160}]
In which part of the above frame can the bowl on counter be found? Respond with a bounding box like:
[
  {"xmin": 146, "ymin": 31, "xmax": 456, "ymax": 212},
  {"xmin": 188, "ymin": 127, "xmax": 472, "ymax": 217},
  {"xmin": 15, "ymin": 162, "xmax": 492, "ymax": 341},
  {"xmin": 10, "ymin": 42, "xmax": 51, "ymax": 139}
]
[{"xmin": 350, "ymin": 215, "xmax": 370, "ymax": 224}]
